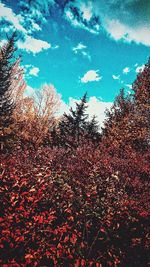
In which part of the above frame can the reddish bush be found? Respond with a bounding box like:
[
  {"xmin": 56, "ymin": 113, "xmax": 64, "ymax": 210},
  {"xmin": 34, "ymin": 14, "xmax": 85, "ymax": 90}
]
[{"xmin": 0, "ymin": 145, "xmax": 149, "ymax": 266}]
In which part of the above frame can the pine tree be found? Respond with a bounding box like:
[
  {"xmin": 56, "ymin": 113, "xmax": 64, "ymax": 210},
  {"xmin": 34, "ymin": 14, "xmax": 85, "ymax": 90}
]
[
  {"xmin": 85, "ymin": 115, "xmax": 101, "ymax": 143},
  {"xmin": 58, "ymin": 93, "xmax": 89, "ymax": 148},
  {"xmin": 0, "ymin": 33, "xmax": 16, "ymax": 150}
]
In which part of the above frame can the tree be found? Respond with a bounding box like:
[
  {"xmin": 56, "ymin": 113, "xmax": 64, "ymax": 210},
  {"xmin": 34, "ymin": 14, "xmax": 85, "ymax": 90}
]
[
  {"xmin": 55, "ymin": 93, "xmax": 101, "ymax": 148},
  {"xmin": 102, "ymin": 88, "xmax": 133, "ymax": 154},
  {"xmin": 85, "ymin": 115, "xmax": 101, "ymax": 144},
  {"xmin": 130, "ymin": 60, "xmax": 150, "ymax": 152},
  {"xmin": 102, "ymin": 59, "xmax": 150, "ymax": 155},
  {"xmin": 0, "ymin": 33, "xmax": 18, "ymax": 150},
  {"xmin": 13, "ymin": 84, "xmax": 61, "ymax": 149},
  {"xmin": 57, "ymin": 93, "xmax": 89, "ymax": 148}
]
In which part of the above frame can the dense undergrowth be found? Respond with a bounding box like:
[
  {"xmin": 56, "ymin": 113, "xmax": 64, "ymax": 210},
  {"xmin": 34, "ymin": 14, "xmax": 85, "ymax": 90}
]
[{"xmin": 0, "ymin": 144, "xmax": 149, "ymax": 266}]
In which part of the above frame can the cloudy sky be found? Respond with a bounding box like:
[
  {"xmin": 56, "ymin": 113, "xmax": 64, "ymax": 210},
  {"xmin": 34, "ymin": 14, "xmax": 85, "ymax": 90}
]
[{"xmin": 0, "ymin": 0, "xmax": 150, "ymax": 125}]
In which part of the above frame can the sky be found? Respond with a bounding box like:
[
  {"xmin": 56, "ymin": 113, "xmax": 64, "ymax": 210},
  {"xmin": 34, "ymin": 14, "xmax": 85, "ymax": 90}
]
[{"xmin": 0, "ymin": 0, "xmax": 150, "ymax": 126}]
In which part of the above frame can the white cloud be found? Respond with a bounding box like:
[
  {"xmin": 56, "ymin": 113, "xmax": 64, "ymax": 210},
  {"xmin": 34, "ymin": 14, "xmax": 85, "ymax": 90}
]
[
  {"xmin": 112, "ymin": 74, "xmax": 120, "ymax": 80},
  {"xmin": 65, "ymin": 10, "xmax": 74, "ymax": 21},
  {"xmin": 135, "ymin": 64, "xmax": 145, "ymax": 73},
  {"xmin": 123, "ymin": 67, "xmax": 130, "ymax": 74},
  {"xmin": 59, "ymin": 96, "xmax": 112, "ymax": 127},
  {"xmin": 27, "ymin": 20, "xmax": 42, "ymax": 33},
  {"xmin": 0, "ymin": 2, "xmax": 51, "ymax": 54},
  {"xmin": 104, "ymin": 19, "xmax": 126, "ymax": 41},
  {"xmin": 51, "ymin": 45, "xmax": 59, "ymax": 50},
  {"xmin": 81, "ymin": 51, "xmax": 91, "ymax": 61},
  {"xmin": 73, "ymin": 42, "xmax": 87, "ymax": 53},
  {"xmin": 64, "ymin": 1, "xmax": 150, "ymax": 46},
  {"xmin": 19, "ymin": 0, "xmax": 55, "ymax": 30},
  {"xmin": 24, "ymin": 0, "xmax": 55, "ymax": 17},
  {"xmin": 73, "ymin": 42, "xmax": 91, "ymax": 60},
  {"xmin": 79, "ymin": 2, "xmax": 93, "ymax": 21},
  {"xmin": 65, "ymin": 7, "xmax": 100, "ymax": 35},
  {"xmin": 87, "ymin": 97, "xmax": 112, "ymax": 127},
  {"xmin": 17, "ymin": 36, "xmax": 51, "ymax": 54},
  {"xmin": 0, "ymin": 3, "xmax": 26, "ymax": 33},
  {"xmin": 29, "ymin": 67, "xmax": 39, "ymax": 77},
  {"xmin": 93, "ymin": 0, "xmax": 150, "ymax": 46},
  {"xmin": 32, "ymin": 21, "xmax": 41, "ymax": 31},
  {"xmin": 17, "ymin": 13, "xmax": 42, "ymax": 34},
  {"xmin": 81, "ymin": 70, "xmax": 102, "ymax": 83},
  {"xmin": 106, "ymin": 19, "xmax": 150, "ymax": 46},
  {"xmin": 125, "ymin": 84, "xmax": 132, "ymax": 89}
]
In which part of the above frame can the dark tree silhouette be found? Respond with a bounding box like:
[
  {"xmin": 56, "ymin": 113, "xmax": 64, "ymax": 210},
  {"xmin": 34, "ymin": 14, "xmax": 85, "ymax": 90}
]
[
  {"xmin": 58, "ymin": 93, "xmax": 88, "ymax": 148},
  {"xmin": 85, "ymin": 115, "xmax": 101, "ymax": 144},
  {"xmin": 0, "ymin": 33, "xmax": 16, "ymax": 150}
]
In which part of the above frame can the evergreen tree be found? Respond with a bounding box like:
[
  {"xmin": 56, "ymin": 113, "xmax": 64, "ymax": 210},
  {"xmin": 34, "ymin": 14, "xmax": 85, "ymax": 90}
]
[
  {"xmin": 56, "ymin": 93, "xmax": 101, "ymax": 148},
  {"xmin": 85, "ymin": 115, "xmax": 101, "ymax": 143},
  {"xmin": 58, "ymin": 93, "xmax": 89, "ymax": 148},
  {"xmin": 0, "ymin": 33, "xmax": 16, "ymax": 150}
]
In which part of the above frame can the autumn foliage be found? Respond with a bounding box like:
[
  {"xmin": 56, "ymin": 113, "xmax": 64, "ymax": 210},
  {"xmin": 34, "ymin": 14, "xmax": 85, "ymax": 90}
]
[{"xmin": 0, "ymin": 37, "xmax": 150, "ymax": 266}]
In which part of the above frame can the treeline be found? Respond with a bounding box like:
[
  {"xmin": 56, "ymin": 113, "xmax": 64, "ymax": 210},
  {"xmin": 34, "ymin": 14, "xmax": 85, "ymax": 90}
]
[
  {"xmin": 1, "ymin": 35, "xmax": 150, "ymax": 154},
  {"xmin": 0, "ymin": 35, "xmax": 101, "ymax": 152},
  {"xmin": 0, "ymin": 35, "xmax": 150, "ymax": 266}
]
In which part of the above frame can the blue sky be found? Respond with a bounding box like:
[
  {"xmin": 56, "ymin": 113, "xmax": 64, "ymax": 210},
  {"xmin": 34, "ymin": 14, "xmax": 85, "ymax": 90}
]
[{"xmin": 0, "ymin": 0, "xmax": 150, "ymax": 125}]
